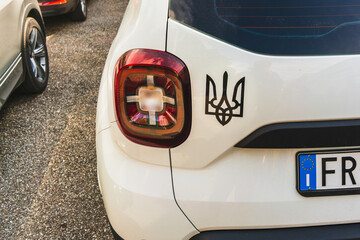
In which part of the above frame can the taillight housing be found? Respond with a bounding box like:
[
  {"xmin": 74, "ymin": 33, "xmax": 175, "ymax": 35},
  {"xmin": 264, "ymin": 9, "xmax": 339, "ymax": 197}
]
[{"xmin": 114, "ymin": 49, "xmax": 191, "ymax": 148}]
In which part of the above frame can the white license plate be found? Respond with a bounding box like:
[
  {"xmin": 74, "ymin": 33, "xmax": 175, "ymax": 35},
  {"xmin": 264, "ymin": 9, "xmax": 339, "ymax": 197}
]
[{"xmin": 297, "ymin": 150, "xmax": 360, "ymax": 197}]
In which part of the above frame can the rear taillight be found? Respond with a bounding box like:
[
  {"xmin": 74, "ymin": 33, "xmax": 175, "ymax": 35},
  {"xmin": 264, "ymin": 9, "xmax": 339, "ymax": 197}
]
[
  {"xmin": 114, "ymin": 49, "xmax": 191, "ymax": 148},
  {"xmin": 41, "ymin": 0, "xmax": 67, "ymax": 6}
]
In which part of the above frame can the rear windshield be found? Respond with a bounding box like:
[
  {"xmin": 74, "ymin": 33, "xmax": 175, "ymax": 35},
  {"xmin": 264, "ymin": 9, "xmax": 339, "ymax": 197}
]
[{"xmin": 170, "ymin": 0, "xmax": 360, "ymax": 55}]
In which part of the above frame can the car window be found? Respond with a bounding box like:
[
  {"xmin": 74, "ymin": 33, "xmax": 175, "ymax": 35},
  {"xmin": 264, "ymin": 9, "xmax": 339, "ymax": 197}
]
[{"xmin": 169, "ymin": 0, "xmax": 360, "ymax": 55}]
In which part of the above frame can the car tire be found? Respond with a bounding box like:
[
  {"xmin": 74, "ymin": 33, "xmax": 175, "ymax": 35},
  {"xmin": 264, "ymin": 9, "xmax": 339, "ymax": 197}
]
[
  {"xmin": 72, "ymin": 0, "xmax": 87, "ymax": 21},
  {"xmin": 20, "ymin": 17, "xmax": 49, "ymax": 94}
]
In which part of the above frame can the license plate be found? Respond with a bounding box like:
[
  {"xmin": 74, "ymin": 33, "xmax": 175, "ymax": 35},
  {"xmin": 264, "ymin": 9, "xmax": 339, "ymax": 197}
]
[{"xmin": 297, "ymin": 149, "xmax": 360, "ymax": 197}]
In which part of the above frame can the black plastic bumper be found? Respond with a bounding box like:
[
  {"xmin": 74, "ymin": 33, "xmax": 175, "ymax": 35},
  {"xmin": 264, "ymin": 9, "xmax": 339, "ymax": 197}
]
[
  {"xmin": 235, "ymin": 119, "xmax": 360, "ymax": 149},
  {"xmin": 190, "ymin": 223, "xmax": 360, "ymax": 240}
]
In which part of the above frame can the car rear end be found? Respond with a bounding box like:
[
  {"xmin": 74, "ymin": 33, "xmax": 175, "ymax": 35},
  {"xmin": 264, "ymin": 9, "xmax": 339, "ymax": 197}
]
[
  {"xmin": 38, "ymin": 0, "xmax": 77, "ymax": 17},
  {"xmin": 96, "ymin": 0, "xmax": 360, "ymax": 239}
]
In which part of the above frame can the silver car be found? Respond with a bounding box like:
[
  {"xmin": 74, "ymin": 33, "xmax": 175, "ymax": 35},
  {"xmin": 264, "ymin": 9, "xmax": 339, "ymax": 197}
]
[{"xmin": 0, "ymin": 0, "xmax": 49, "ymax": 109}]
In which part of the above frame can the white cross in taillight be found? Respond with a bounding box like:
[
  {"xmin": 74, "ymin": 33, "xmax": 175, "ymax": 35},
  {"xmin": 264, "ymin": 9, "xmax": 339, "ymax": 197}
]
[{"xmin": 126, "ymin": 75, "xmax": 175, "ymax": 125}]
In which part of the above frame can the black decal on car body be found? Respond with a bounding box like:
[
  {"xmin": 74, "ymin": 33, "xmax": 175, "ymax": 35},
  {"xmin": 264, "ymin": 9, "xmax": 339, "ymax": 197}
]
[{"xmin": 205, "ymin": 72, "xmax": 245, "ymax": 126}]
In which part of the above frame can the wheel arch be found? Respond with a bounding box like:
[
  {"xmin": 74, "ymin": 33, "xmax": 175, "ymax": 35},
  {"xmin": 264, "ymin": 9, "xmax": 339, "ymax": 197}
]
[{"xmin": 27, "ymin": 9, "xmax": 46, "ymax": 35}]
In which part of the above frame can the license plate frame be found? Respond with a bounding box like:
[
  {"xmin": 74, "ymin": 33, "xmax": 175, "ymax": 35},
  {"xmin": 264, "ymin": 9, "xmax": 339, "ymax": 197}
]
[{"xmin": 296, "ymin": 149, "xmax": 360, "ymax": 197}]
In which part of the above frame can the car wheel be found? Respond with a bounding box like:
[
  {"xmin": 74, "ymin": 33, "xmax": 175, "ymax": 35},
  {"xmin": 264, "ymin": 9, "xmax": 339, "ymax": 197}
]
[
  {"xmin": 72, "ymin": 0, "xmax": 87, "ymax": 21},
  {"xmin": 20, "ymin": 17, "xmax": 49, "ymax": 94}
]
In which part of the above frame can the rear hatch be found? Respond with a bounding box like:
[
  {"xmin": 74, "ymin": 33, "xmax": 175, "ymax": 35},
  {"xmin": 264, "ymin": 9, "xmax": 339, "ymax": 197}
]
[{"xmin": 167, "ymin": 0, "xmax": 360, "ymax": 230}]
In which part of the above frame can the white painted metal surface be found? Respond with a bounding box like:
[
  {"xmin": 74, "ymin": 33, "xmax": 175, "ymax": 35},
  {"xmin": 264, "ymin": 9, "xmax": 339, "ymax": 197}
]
[
  {"xmin": 166, "ymin": 19, "xmax": 360, "ymax": 231},
  {"xmin": 97, "ymin": 0, "xmax": 360, "ymax": 238},
  {"xmin": 171, "ymin": 147, "xmax": 360, "ymax": 230},
  {"xmin": 96, "ymin": 0, "xmax": 198, "ymax": 238},
  {"xmin": 0, "ymin": 0, "xmax": 41, "ymax": 76},
  {"xmin": 168, "ymin": 19, "xmax": 360, "ymax": 169},
  {"xmin": 97, "ymin": 128, "xmax": 197, "ymax": 239},
  {"xmin": 0, "ymin": 0, "xmax": 43, "ymax": 108},
  {"xmin": 96, "ymin": 0, "xmax": 170, "ymax": 166},
  {"xmin": 0, "ymin": 0, "xmax": 22, "ymax": 75}
]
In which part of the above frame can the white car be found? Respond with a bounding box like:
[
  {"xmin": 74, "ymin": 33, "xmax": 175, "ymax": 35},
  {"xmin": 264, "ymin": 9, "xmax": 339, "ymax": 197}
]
[
  {"xmin": 0, "ymin": 0, "xmax": 49, "ymax": 109},
  {"xmin": 96, "ymin": 0, "xmax": 360, "ymax": 239}
]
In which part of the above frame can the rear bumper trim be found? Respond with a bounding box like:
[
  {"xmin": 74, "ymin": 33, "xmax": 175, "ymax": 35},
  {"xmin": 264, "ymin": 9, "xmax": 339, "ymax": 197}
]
[
  {"xmin": 235, "ymin": 119, "xmax": 360, "ymax": 149},
  {"xmin": 190, "ymin": 222, "xmax": 360, "ymax": 240}
]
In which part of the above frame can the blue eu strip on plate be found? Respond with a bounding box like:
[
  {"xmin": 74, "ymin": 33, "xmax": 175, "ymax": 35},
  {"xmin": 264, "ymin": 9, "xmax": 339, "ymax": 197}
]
[{"xmin": 299, "ymin": 154, "xmax": 317, "ymax": 191}]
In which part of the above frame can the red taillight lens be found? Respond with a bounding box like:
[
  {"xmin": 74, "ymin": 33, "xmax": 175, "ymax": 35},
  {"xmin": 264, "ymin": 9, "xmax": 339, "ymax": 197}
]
[
  {"xmin": 41, "ymin": 0, "xmax": 67, "ymax": 6},
  {"xmin": 114, "ymin": 49, "xmax": 191, "ymax": 148}
]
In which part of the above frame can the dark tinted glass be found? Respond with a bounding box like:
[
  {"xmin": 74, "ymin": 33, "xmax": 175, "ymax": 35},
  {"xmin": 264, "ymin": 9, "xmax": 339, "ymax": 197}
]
[{"xmin": 170, "ymin": 0, "xmax": 360, "ymax": 55}]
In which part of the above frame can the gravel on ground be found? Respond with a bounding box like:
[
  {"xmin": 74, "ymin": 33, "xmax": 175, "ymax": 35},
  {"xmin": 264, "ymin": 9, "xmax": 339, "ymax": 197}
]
[{"xmin": 0, "ymin": 0, "xmax": 128, "ymax": 238}]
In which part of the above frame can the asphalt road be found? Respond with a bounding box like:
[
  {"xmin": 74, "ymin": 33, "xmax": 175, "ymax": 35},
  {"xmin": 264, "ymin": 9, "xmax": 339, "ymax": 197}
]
[{"xmin": 0, "ymin": 0, "xmax": 128, "ymax": 239}]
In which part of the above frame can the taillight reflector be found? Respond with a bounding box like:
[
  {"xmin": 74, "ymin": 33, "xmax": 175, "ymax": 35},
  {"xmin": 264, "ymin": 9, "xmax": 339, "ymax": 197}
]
[{"xmin": 114, "ymin": 49, "xmax": 191, "ymax": 148}]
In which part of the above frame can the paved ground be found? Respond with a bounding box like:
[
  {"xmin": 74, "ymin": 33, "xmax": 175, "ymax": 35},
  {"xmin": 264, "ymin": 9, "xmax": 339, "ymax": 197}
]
[{"xmin": 0, "ymin": 0, "xmax": 128, "ymax": 239}]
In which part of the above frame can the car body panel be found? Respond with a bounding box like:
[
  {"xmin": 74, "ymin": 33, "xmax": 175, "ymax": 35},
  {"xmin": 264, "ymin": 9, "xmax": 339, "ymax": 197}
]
[
  {"xmin": 0, "ymin": 0, "xmax": 23, "ymax": 76},
  {"xmin": 0, "ymin": 0, "xmax": 42, "ymax": 76},
  {"xmin": 96, "ymin": 0, "xmax": 171, "ymax": 166},
  {"xmin": 96, "ymin": 1, "xmax": 201, "ymax": 238},
  {"xmin": 0, "ymin": 0, "xmax": 43, "ymax": 109},
  {"xmin": 96, "ymin": 126, "xmax": 198, "ymax": 239},
  {"xmin": 171, "ymin": 146, "xmax": 360, "ymax": 230},
  {"xmin": 166, "ymin": 19, "xmax": 360, "ymax": 230},
  {"xmin": 0, "ymin": 54, "xmax": 23, "ymax": 108},
  {"xmin": 167, "ymin": 19, "xmax": 360, "ymax": 169}
]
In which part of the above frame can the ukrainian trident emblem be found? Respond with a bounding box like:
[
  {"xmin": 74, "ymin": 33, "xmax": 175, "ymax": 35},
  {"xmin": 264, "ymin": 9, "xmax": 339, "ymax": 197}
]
[{"xmin": 205, "ymin": 72, "xmax": 245, "ymax": 126}]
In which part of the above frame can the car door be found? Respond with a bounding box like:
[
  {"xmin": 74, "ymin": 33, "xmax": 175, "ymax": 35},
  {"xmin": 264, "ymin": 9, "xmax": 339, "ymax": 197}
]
[{"xmin": 0, "ymin": 0, "xmax": 22, "ymax": 77}]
